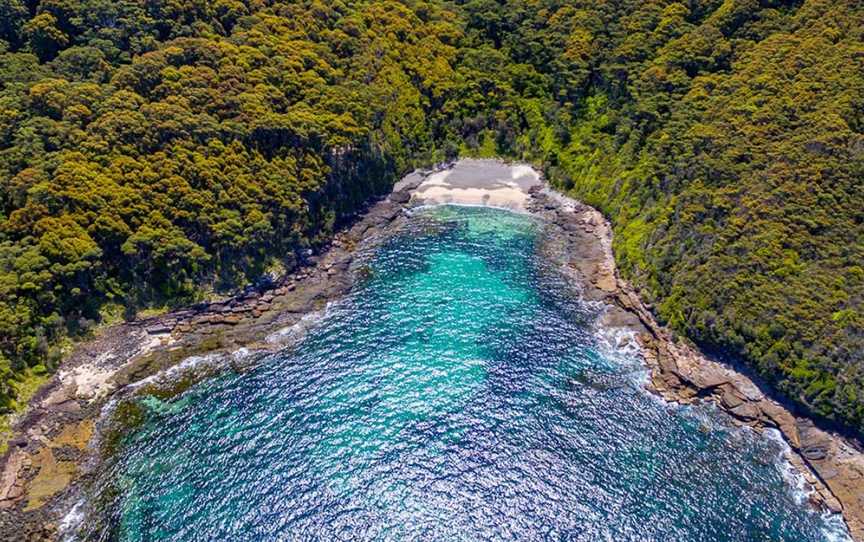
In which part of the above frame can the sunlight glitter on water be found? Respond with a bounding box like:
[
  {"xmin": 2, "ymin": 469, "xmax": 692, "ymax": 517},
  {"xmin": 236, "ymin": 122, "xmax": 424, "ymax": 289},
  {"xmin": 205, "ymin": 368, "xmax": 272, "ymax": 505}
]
[{"xmin": 83, "ymin": 206, "xmax": 850, "ymax": 542}]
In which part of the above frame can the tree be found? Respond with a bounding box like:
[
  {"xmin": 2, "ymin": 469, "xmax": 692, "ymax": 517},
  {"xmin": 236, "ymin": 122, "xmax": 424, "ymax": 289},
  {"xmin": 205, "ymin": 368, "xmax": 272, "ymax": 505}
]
[{"xmin": 24, "ymin": 13, "xmax": 69, "ymax": 61}]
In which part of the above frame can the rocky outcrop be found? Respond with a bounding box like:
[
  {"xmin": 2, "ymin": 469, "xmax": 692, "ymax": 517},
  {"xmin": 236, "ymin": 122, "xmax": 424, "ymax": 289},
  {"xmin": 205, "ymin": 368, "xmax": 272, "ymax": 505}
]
[
  {"xmin": 527, "ymin": 184, "xmax": 864, "ymax": 541},
  {"xmin": 0, "ymin": 178, "xmax": 418, "ymax": 541},
  {"xmin": 631, "ymin": 317, "xmax": 864, "ymax": 537},
  {"xmin": 0, "ymin": 449, "xmax": 27, "ymax": 506},
  {"xmin": 2, "ymin": 160, "xmax": 862, "ymax": 541}
]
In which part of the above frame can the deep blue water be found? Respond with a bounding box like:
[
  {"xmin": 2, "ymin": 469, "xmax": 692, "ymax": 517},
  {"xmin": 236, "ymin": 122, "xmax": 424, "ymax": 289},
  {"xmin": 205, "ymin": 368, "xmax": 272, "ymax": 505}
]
[{"xmin": 87, "ymin": 206, "xmax": 848, "ymax": 541}]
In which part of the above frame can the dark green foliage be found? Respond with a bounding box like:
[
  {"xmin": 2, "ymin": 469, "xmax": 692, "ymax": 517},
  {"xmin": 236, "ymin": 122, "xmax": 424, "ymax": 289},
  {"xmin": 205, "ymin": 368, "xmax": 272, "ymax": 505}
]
[
  {"xmin": 0, "ymin": 0, "xmax": 464, "ymax": 410},
  {"xmin": 462, "ymin": 0, "xmax": 863, "ymax": 435},
  {"xmin": 0, "ymin": 0, "xmax": 861, "ymax": 437}
]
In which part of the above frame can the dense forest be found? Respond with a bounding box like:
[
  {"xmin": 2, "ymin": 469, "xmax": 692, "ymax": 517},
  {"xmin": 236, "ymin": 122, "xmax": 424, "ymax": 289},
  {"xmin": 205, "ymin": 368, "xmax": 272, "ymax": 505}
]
[{"xmin": 0, "ymin": 1, "xmax": 861, "ymax": 437}]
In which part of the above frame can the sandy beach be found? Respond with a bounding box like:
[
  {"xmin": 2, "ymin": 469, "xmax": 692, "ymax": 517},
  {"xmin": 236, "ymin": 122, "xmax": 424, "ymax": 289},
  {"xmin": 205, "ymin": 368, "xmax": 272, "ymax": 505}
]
[
  {"xmin": 1, "ymin": 159, "xmax": 862, "ymax": 541},
  {"xmin": 405, "ymin": 159, "xmax": 541, "ymax": 211}
]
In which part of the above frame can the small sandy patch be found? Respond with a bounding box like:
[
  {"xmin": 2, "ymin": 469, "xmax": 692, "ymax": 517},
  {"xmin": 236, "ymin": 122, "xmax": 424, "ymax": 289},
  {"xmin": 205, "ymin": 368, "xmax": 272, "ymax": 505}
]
[
  {"xmin": 58, "ymin": 363, "xmax": 117, "ymax": 401},
  {"xmin": 25, "ymin": 447, "xmax": 76, "ymax": 511},
  {"xmin": 412, "ymin": 159, "xmax": 541, "ymax": 212},
  {"xmin": 52, "ymin": 419, "xmax": 95, "ymax": 450}
]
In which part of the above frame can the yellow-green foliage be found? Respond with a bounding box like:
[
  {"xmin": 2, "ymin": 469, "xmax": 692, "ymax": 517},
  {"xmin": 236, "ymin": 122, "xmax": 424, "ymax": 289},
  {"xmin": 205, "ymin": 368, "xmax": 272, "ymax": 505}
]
[
  {"xmin": 468, "ymin": 0, "xmax": 863, "ymax": 434},
  {"xmin": 0, "ymin": 0, "xmax": 464, "ymax": 411},
  {"xmin": 0, "ymin": 0, "xmax": 861, "ymax": 438}
]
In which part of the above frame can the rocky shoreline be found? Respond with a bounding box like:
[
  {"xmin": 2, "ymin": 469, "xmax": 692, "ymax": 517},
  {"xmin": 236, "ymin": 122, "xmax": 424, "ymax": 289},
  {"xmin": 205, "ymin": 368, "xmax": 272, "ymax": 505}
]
[
  {"xmin": 0, "ymin": 178, "xmax": 418, "ymax": 541},
  {"xmin": 526, "ymin": 184, "xmax": 864, "ymax": 541},
  {"xmin": 0, "ymin": 159, "xmax": 861, "ymax": 541}
]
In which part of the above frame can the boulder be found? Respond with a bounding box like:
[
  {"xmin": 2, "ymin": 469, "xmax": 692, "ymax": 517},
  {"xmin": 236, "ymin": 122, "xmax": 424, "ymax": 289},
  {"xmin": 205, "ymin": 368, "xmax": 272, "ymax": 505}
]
[
  {"xmin": 389, "ymin": 191, "xmax": 411, "ymax": 204},
  {"xmin": 719, "ymin": 385, "xmax": 745, "ymax": 409},
  {"xmin": 146, "ymin": 324, "xmax": 173, "ymax": 334},
  {"xmin": 729, "ymin": 402, "xmax": 761, "ymax": 421}
]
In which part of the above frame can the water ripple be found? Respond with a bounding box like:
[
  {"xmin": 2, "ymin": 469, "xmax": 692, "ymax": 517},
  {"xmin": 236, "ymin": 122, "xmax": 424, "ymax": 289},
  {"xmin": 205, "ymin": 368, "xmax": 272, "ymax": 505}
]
[{"xmin": 83, "ymin": 206, "xmax": 849, "ymax": 542}]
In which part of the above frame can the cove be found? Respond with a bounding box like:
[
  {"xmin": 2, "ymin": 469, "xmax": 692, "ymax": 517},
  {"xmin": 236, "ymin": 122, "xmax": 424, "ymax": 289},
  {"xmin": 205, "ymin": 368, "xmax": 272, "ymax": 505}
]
[{"xmin": 86, "ymin": 205, "xmax": 848, "ymax": 541}]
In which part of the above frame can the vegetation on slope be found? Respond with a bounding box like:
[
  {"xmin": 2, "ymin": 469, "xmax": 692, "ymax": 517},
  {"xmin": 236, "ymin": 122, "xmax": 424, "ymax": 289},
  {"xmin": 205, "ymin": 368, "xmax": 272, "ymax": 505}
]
[
  {"xmin": 0, "ymin": 0, "xmax": 466, "ymax": 410},
  {"xmin": 0, "ymin": 0, "xmax": 861, "ymax": 437},
  {"xmin": 458, "ymin": 0, "xmax": 864, "ymax": 435}
]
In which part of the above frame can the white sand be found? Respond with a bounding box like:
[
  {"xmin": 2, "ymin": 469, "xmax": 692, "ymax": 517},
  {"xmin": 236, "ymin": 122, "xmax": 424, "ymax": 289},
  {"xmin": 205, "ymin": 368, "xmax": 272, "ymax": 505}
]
[{"xmin": 411, "ymin": 159, "xmax": 541, "ymax": 212}]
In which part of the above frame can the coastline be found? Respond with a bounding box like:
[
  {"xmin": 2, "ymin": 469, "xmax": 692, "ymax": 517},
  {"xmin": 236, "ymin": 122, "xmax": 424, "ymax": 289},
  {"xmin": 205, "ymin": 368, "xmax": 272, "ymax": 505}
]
[
  {"xmin": 0, "ymin": 181, "xmax": 417, "ymax": 540},
  {"xmin": 0, "ymin": 159, "xmax": 861, "ymax": 541},
  {"xmin": 525, "ymin": 180, "xmax": 864, "ymax": 542}
]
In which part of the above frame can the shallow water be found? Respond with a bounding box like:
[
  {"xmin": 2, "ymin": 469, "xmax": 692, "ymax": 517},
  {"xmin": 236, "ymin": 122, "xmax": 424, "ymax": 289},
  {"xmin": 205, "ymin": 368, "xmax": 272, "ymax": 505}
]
[{"xmin": 87, "ymin": 206, "xmax": 849, "ymax": 541}]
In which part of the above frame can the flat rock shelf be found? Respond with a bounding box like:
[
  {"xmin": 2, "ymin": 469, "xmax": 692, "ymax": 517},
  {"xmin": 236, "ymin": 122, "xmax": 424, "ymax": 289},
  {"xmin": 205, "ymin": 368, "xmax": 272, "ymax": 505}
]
[{"xmin": 0, "ymin": 159, "xmax": 861, "ymax": 542}]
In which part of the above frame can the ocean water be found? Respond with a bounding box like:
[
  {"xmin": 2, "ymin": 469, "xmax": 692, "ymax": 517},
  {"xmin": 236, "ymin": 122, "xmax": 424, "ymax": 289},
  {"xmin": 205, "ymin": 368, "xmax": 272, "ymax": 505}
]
[{"xmin": 85, "ymin": 206, "xmax": 849, "ymax": 541}]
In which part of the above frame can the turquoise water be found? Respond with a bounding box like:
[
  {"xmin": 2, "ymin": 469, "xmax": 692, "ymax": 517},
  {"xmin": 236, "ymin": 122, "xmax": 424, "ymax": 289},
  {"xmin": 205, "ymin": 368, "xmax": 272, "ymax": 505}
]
[{"xmin": 87, "ymin": 206, "xmax": 848, "ymax": 541}]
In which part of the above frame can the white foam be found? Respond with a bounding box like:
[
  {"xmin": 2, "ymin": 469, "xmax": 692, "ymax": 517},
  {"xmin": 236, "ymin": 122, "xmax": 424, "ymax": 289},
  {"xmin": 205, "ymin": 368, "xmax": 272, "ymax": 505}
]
[
  {"xmin": 591, "ymin": 310, "xmax": 645, "ymax": 377},
  {"xmin": 265, "ymin": 309, "xmax": 326, "ymax": 345},
  {"xmin": 58, "ymin": 498, "xmax": 84, "ymax": 541},
  {"xmin": 764, "ymin": 428, "xmax": 812, "ymax": 503},
  {"xmin": 763, "ymin": 428, "xmax": 853, "ymax": 541},
  {"xmin": 409, "ymin": 202, "xmax": 531, "ymax": 215}
]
